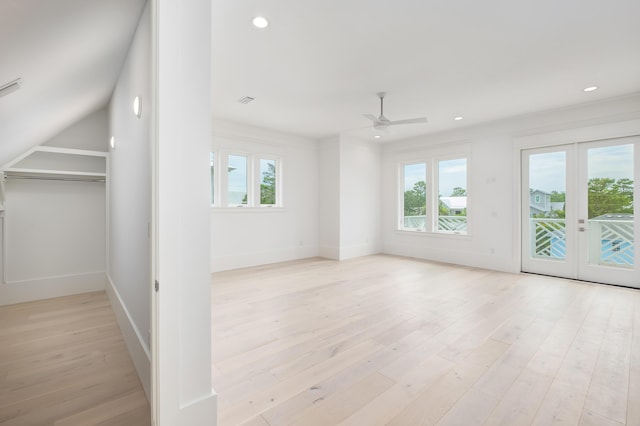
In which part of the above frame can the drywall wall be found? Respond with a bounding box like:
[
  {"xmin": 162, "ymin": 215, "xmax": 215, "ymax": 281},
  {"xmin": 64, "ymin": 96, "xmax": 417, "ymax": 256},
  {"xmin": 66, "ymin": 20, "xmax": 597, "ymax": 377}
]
[
  {"xmin": 155, "ymin": 0, "xmax": 217, "ymax": 421},
  {"xmin": 211, "ymin": 120, "xmax": 320, "ymax": 271},
  {"xmin": 0, "ymin": 107, "xmax": 108, "ymax": 306},
  {"xmin": 107, "ymin": 0, "xmax": 151, "ymax": 397},
  {"xmin": 382, "ymin": 93, "xmax": 640, "ymax": 273},
  {"xmin": 318, "ymin": 136, "xmax": 340, "ymax": 259},
  {"xmin": 1, "ymin": 178, "xmax": 105, "ymax": 305},
  {"xmin": 339, "ymin": 135, "xmax": 382, "ymax": 259}
]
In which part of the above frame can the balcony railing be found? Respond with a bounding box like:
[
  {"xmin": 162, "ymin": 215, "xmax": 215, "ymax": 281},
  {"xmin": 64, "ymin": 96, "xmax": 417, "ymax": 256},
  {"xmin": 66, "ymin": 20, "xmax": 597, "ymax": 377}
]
[
  {"xmin": 529, "ymin": 218, "xmax": 634, "ymax": 267},
  {"xmin": 403, "ymin": 216, "xmax": 467, "ymax": 232}
]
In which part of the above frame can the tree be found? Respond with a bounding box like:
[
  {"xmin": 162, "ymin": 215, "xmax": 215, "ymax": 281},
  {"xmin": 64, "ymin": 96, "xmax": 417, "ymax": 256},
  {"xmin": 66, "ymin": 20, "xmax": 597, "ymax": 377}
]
[
  {"xmin": 550, "ymin": 191, "xmax": 565, "ymax": 202},
  {"xmin": 404, "ymin": 181, "xmax": 426, "ymax": 216},
  {"xmin": 260, "ymin": 162, "xmax": 276, "ymax": 204},
  {"xmin": 451, "ymin": 187, "xmax": 466, "ymax": 196},
  {"xmin": 588, "ymin": 177, "xmax": 634, "ymax": 218}
]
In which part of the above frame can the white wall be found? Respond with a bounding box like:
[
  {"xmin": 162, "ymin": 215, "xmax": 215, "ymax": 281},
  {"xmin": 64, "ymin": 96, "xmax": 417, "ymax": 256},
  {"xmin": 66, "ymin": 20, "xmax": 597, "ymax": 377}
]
[
  {"xmin": 339, "ymin": 135, "xmax": 382, "ymax": 260},
  {"xmin": 107, "ymin": 0, "xmax": 151, "ymax": 398},
  {"xmin": 1, "ymin": 179, "xmax": 106, "ymax": 304},
  {"xmin": 154, "ymin": 0, "xmax": 216, "ymax": 421},
  {"xmin": 318, "ymin": 134, "xmax": 382, "ymax": 260},
  {"xmin": 318, "ymin": 136, "xmax": 340, "ymax": 259},
  {"xmin": 211, "ymin": 120, "xmax": 319, "ymax": 271},
  {"xmin": 0, "ymin": 109, "xmax": 108, "ymax": 306},
  {"xmin": 382, "ymin": 93, "xmax": 640, "ymax": 273}
]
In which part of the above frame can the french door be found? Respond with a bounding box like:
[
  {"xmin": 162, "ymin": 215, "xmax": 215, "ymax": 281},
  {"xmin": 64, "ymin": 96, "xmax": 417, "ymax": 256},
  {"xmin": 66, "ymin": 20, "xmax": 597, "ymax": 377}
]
[{"xmin": 521, "ymin": 136, "xmax": 640, "ymax": 288}]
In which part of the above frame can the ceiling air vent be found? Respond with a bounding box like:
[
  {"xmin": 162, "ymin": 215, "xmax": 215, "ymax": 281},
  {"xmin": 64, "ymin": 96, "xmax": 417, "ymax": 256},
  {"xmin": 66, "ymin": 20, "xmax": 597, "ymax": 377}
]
[
  {"xmin": 0, "ymin": 78, "xmax": 22, "ymax": 98},
  {"xmin": 237, "ymin": 96, "xmax": 255, "ymax": 104}
]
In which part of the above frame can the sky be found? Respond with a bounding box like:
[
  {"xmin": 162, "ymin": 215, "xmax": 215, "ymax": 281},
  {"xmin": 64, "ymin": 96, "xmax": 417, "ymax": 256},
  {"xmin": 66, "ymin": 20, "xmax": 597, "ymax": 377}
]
[
  {"xmin": 529, "ymin": 144, "xmax": 633, "ymax": 193},
  {"xmin": 404, "ymin": 158, "xmax": 467, "ymax": 197}
]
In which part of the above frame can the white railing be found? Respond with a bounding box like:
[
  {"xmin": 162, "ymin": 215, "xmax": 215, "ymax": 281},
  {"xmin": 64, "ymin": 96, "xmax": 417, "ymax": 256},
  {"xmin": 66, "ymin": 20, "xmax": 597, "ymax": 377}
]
[
  {"xmin": 529, "ymin": 218, "xmax": 634, "ymax": 266},
  {"xmin": 530, "ymin": 218, "xmax": 566, "ymax": 259},
  {"xmin": 588, "ymin": 219, "xmax": 634, "ymax": 267},
  {"xmin": 403, "ymin": 216, "xmax": 467, "ymax": 232}
]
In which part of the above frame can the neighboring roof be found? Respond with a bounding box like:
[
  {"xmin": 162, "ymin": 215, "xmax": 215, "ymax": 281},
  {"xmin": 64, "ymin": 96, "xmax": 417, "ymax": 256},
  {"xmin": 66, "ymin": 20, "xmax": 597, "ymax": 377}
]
[
  {"xmin": 440, "ymin": 196, "xmax": 467, "ymax": 210},
  {"xmin": 531, "ymin": 189, "xmax": 550, "ymax": 195},
  {"xmin": 550, "ymin": 202, "xmax": 565, "ymax": 211}
]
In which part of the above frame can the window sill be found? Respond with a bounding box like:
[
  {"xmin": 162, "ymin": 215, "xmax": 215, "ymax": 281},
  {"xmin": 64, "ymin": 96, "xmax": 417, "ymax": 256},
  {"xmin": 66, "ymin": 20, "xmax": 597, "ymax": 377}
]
[
  {"xmin": 395, "ymin": 229, "xmax": 472, "ymax": 240},
  {"xmin": 211, "ymin": 206, "xmax": 286, "ymax": 213}
]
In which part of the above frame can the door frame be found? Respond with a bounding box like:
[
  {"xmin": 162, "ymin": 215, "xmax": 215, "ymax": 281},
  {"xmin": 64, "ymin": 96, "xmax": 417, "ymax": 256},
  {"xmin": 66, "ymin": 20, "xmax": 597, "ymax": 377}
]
[{"xmin": 513, "ymin": 118, "xmax": 640, "ymax": 285}]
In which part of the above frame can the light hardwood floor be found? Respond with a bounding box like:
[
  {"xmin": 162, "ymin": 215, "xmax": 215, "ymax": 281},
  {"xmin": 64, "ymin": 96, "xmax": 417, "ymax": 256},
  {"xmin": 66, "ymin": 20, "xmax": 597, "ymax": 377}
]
[
  {"xmin": 0, "ymin": 291, "xmax": 150, "ymax": 426},
  {"xmin": 211, "ymin": 255, "xmax": 640, "ymax": 426}
]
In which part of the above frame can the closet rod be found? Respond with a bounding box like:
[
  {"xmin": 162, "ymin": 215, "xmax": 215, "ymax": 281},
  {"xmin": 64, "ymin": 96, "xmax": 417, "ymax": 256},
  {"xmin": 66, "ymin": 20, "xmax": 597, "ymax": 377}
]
[{"xmin": 5, "ymin": 175, "xmax": 106, "ymax": 183}]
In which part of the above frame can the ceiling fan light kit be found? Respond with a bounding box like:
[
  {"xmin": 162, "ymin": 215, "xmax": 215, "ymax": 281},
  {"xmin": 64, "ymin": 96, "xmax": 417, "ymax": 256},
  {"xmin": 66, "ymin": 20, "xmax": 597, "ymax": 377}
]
[{"xmin": 363, "ymin": 92, "xmax": 427, "ymax": 130}]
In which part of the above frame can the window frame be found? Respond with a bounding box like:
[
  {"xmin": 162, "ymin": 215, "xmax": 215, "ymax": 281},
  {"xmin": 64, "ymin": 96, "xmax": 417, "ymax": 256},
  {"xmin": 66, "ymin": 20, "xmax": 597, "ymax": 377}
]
[
  {"xmin": 256, "ymin": 155, "xmax": 282, "ymax": 208},
  {"xmin": 397, "ymin": 151, "xmax": 470, "ymax": 237},
  {"xmin": 211, "ymin": 150, "xmax": 283, "ymax": 209},
  {"xmin": 434, "ymin": 155, "xmax": 469, "ymax": 235},
  {"xmin": 399, "ymin": 161, "xmax": 428, "ymax": 232}
]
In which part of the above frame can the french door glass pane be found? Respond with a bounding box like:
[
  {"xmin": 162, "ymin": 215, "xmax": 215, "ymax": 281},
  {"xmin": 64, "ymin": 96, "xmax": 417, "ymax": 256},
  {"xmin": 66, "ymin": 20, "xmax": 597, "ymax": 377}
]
[
  {"xmin": 528, "ymin": 151, "xmax": 566, "ymax": 259},
  {"xmin": 587, "ymin": 144, "xmax": 634, "ymax": 268}
]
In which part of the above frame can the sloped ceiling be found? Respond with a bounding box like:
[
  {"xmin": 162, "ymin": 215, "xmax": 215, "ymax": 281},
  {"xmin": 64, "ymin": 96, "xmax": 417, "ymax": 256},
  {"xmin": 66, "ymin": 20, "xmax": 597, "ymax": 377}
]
[
  {"xmin": 212, "ymin": 0, "xmax": 640, "ymax": 142},
  {"xmin": 0, "ymin": 0, "xmax": 146, "ymax": 165}
]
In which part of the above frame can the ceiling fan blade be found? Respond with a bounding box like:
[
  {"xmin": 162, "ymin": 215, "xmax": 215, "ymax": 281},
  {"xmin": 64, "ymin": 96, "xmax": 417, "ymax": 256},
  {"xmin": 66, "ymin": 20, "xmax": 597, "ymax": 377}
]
[
  {"xmin": 389, "ymin": 117, "xmax": 427, "ymax": 125},
  {"xmin": 363, "ymin": 114, "xmax": 378, "ymax": 122}
]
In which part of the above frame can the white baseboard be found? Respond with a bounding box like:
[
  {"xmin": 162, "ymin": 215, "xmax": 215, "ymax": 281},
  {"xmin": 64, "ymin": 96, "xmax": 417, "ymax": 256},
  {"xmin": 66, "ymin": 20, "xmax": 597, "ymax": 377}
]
[
  {"xmin": 0, "ymin": 271, "xmax": 106, "ymax": 306},
  {"xmin": 212, "ymin": 245, "xmax": 319, "ymax": 272},
  {"xmin": 338, "ymin": 243, "xmax": 382, "ymax": 261},
  {"xmin": 105, "ymin": 275, "xmax": 151, "ymax": 401},
  {"xmin": 382, "ymin": 243, "xmax": 517, "ymax": 273}
]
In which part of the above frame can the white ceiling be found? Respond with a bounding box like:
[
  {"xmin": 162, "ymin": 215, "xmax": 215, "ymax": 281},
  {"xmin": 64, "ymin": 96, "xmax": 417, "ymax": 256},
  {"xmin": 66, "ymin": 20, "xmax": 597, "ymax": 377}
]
[
  {"xmin": 212, "ymin": 0, "xmax": 640, "ymax": 142},
  {"xmin": 1, "ymin": 0, "xmax": 639, "ymax": 166},
  {"xmin": 0, "ymin": 0, "xmax": 146, "ymax": 165}
]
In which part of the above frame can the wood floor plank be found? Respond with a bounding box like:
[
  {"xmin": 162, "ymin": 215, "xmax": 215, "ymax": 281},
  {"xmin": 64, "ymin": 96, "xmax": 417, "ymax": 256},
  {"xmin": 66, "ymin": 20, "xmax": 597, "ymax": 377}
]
[
  {"xmin": 0, "ymin": 291, "xmax": 150, "ymax": 426},
  {"xmin": 211, "ymin": 255, "xmax": 640, "ymax": 426}
]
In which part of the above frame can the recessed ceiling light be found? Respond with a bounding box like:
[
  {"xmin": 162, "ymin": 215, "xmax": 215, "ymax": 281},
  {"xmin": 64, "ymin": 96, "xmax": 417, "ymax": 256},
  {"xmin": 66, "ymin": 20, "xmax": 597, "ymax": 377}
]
[
  {"xmin": 454, "ymin": 116, "xmax": 463, "ymax": 121},
  {"xmin": 252, "ymin": 16, "xmax": 269, "ymax": 28},
  {"xmin": 374, "ymin": 135, "xmax": 381, "ymax": 139},
  {"xmin": 583, "ymin": 86, "xmax": 598, "ymax": 92}
]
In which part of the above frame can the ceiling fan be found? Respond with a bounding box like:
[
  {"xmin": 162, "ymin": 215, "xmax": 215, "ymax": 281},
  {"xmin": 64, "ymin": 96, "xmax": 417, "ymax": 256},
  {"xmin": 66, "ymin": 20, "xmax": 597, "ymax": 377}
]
[{"xmin": 363, "ymin": 92, "xmax": 427, "ymax": 130}]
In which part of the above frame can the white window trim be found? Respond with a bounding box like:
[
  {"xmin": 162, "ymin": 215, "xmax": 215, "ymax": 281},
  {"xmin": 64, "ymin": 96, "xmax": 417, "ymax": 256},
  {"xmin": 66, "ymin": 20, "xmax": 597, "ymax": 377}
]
[
  {"xmin": 399, "ymin": 161, "xmax": 428, "ymax": 232},
  {"xmin": 256, "ymin": 155, "xmax": 282, "ymax": 208},
  {"xmin": 397, "ymin": 151, "xmax": 471, "ymax": 237},
  {"xmin": 434, "ymin": 155, "xmax": 469, "ymax": 236},
  {"xmin": 225, "ymin": 152, "xmax": 252, "ymax": 207},
  {"xmin": 211, "ymin": 150, "xmax": 284, "ymax": 209}
]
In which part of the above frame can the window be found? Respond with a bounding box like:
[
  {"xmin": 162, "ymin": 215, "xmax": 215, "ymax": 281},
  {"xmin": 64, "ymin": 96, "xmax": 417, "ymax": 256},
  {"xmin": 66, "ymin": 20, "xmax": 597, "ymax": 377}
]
[
  {"xmin": 437, "ymin": 158, "xmax": 467, "ymax": 234},
  {"xmin": 534, "ymin": 194, "xmax": 541, "ymax": 203},
  {"xmin": 402, "ymin": 162, "xmax": 427, "ymax": 230},
  {"xmin": 260, "ymin": 158, "xmax": 277, "ymax": 206},
  {"xmin": 210, "ymin": 152, "xmax": 215, "ymax": 206},
  {"xmin": 228, "ymin": 154, "xmax": 248, "ymax": 206},
  {"xmin": 210, "ymin": 151, "xmax": 282, "ymax": 208},
  {"xmin": 398, "ymin": 155, "xmax": 469, "ymax": 235}
]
